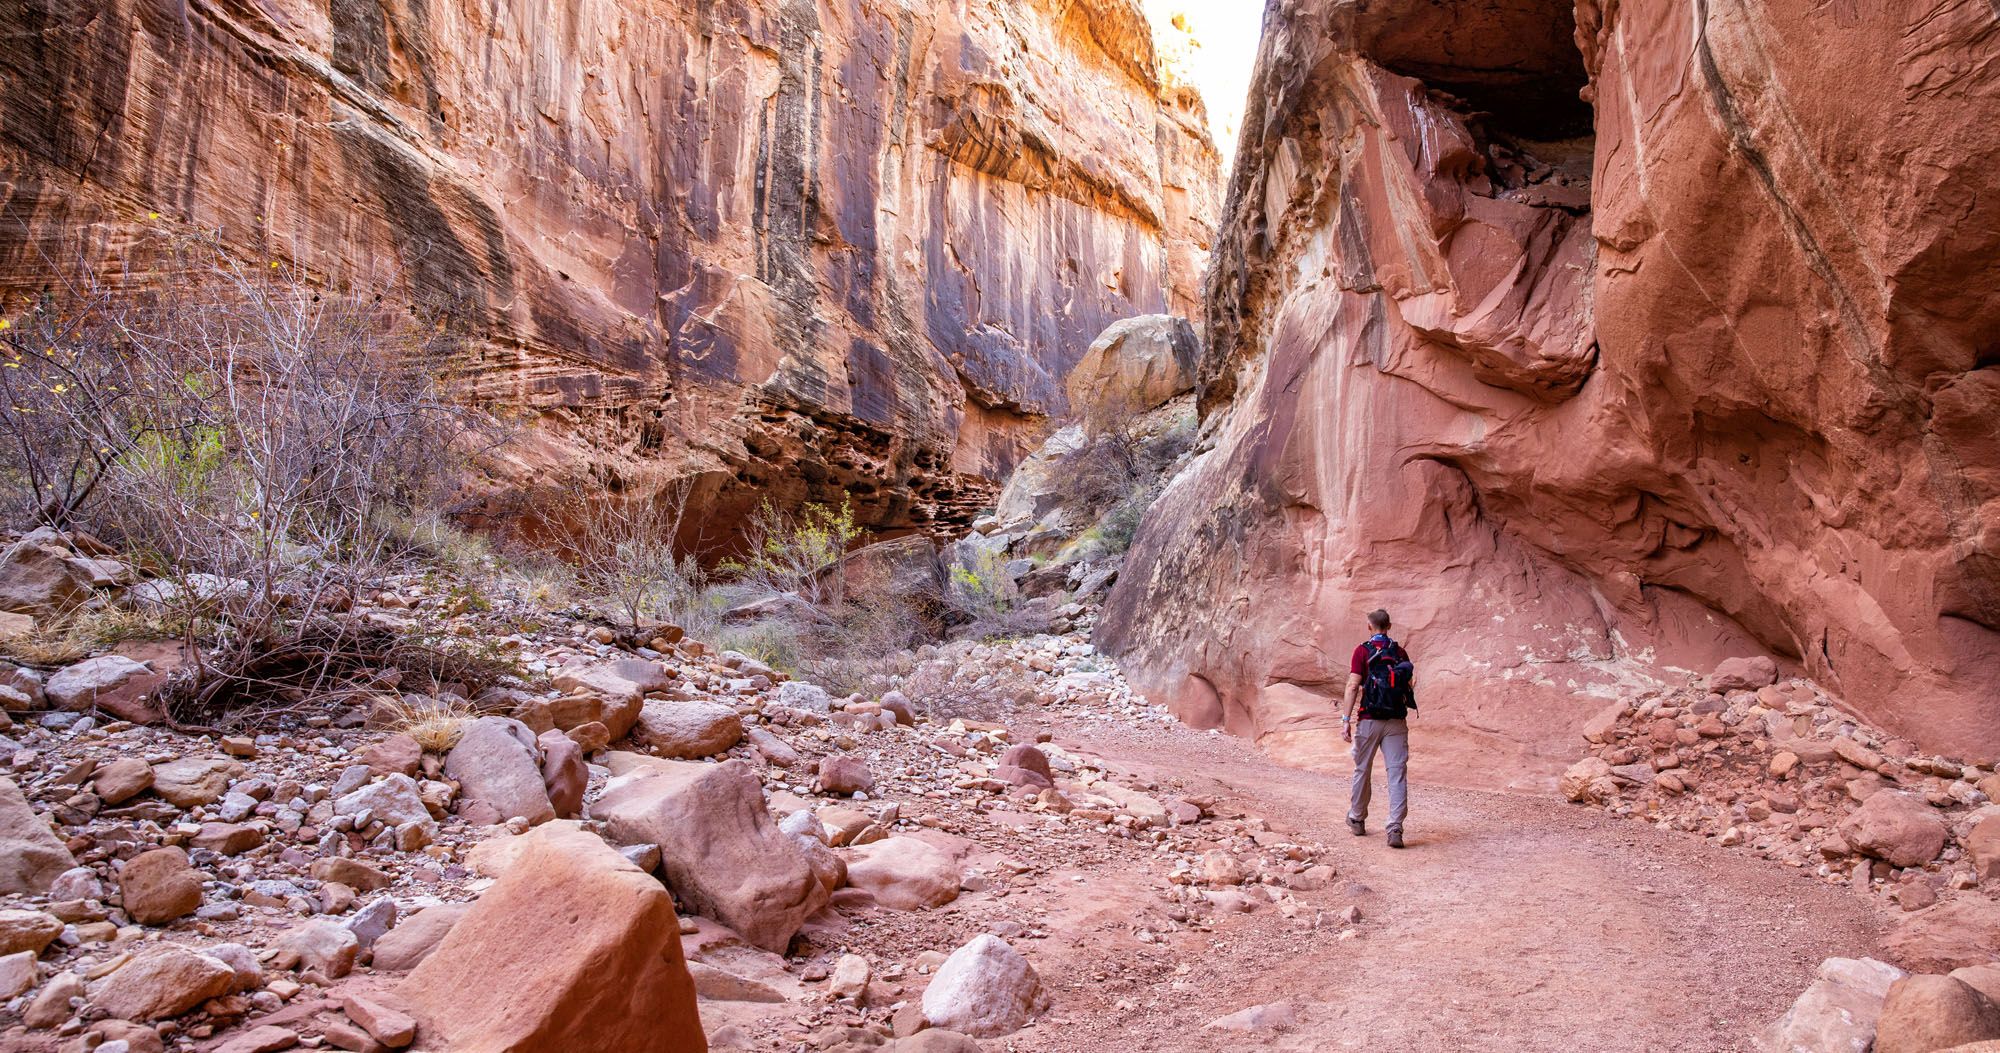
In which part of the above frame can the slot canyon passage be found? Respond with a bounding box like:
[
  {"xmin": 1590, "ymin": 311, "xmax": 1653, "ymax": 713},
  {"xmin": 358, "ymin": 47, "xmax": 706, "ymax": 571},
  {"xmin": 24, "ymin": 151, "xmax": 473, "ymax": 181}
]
[{"xmin": 0, "ymin": 0, "xmax": 1997, "ymax": 1049}]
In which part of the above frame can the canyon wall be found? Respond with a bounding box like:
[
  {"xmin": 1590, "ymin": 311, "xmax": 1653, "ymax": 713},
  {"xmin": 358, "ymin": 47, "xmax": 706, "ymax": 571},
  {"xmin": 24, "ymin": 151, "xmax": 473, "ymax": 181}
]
[
  {"xmin": 0, "ymin": 0, "xmax": 1217, "ymax": 537},
  {"xmin": 1099, "ymin": 0, "xmax": 2000, "ymax": 777}
]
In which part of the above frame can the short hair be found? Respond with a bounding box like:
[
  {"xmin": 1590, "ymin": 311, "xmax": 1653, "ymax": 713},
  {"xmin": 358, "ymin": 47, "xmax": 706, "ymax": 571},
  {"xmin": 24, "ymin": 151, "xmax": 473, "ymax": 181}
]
[{"xmin": 1367, "ymin": 609, "xmax": 1391, "ymax": 631}]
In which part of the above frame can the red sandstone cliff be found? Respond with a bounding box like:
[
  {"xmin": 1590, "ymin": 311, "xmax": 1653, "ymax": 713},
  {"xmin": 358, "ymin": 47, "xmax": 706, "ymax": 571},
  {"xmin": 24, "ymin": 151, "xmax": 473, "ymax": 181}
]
[
  {"xmin": 1099, "ymin": 0, "xmax": 2000, "ymax": 775},
  {"xmin": 0, "ymin": 0, "xmax": 1217, "ymax": 536}
]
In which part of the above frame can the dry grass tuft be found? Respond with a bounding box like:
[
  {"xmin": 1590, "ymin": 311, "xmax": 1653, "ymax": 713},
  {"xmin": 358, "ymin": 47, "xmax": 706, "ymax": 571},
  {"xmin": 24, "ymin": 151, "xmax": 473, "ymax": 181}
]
[
  {"xmin": 0, "ymin": 605, "xmax": 180, "ymax": 667},
  {"xmin": 374, "ymin": 693, "xmax": 475, "ymax": 752}
]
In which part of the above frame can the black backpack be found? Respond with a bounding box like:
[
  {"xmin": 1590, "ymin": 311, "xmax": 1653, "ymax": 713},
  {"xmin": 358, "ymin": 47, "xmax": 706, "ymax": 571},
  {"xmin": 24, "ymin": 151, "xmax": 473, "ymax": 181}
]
[{"xmin": 1360, "ymin": 635, "xmax": 1416, "ymax": 719}]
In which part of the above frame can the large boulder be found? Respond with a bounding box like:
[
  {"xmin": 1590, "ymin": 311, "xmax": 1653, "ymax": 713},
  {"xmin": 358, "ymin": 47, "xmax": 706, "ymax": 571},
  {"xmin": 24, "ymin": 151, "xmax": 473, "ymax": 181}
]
[
  {"xmin": 633, "ymin": 700, "xmax": 742, "ymax": 759},
  {"xmin": 538, "ymin": 659, "xmax": 668, "ymax": 739},
  {"xmin": 150, "ymin": 756, "xmax": 244, "ymax": 808},
  {"xmin": 1874, "ymin": 975, "xmax": 2000, "ymax": 1053},
  {"xmin": 1885, "ymin": 899, "xmax": 2000, "ymax": 973},
  {"xmin": 590, "ymin": 758, "xmax": 825, "ymax": 952},
  {"xmin": 446, "ymin": 717, "xmax": 556, "ymax": 826},
  {"xmin": 89, "ymin": 943, "xmax": 236, "ymax": 1021},
  {"xmin": 1710, "ymin": 656, "xmax": 1780, "ymax": 693},
  {"xmin": 539, "ymin": 729, "xmax": 587, "ymax": 819},
  {"xmin": 1760, "ymin": 957, "xmax": 1906, "ymax": 1053},
  {"xmin": 844, "ymin": 837, "xmax": 962, "ymax": 911},
  {"xmin": 335, "ymin": 772, "xmax": 434, "ymax": 828},
  {"xmin": 45, "ymin": 655, "xmax": 160, "ymax": 715},
  {"xmin": 93, "ymin": 756, "xmax": 155, "ymax": 805},
  {"xmin": 0, "ymin": 909, "xmax": 61, "ymax": 956},
  {"xmin": 0, "ymin": 532, "xmax": 94, "ymax": 615},
  {"xmin": 0, "ymin": 775, "xmax": 76, "ymax": 893},
  {"xmin": 372, "ymin": 903, "xmax": 473, "ymax": 972},
  {"xmin": 921, "ymin": 934, "xmax": 1048, "ymax": 1038},
  {"xmin": 119, "ymin": 847, "xmax": 204, "ymax": 924},
  {"xmin": 1063, "ymin": 314, "xmax": 1199, "ymax": 422},
  {"xmin": 400, "ymin": 823, "xmax": 704, "ymax": 1052},
  {"xmin": 1840, "ymin": 792, "xmax": 1949, "ymax": 867}
]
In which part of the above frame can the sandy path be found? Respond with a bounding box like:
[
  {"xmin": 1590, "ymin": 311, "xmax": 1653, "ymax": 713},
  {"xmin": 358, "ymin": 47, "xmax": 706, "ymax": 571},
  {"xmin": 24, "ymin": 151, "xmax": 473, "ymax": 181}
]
[{"xmin": 1011, "ymin": 720, "xmax": 1884, "ymax": 1053}]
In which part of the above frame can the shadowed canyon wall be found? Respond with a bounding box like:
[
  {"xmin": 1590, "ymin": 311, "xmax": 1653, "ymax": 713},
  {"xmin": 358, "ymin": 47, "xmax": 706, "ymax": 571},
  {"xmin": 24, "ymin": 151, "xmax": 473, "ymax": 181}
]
[
  {"xmin": 0, "ymin": 0, "xmax": 1217, "ymax": 538},
  {"xmin": 1100, "ymin": 0, "xmax": 2000, "ymax": 777}
]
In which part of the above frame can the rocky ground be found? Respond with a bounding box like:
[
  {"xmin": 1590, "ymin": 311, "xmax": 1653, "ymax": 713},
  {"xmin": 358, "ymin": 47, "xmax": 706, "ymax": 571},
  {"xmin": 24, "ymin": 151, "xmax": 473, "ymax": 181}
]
[{"xmin": 1, "ymin": 527, "xmax": 1998, "ymax": 1053}]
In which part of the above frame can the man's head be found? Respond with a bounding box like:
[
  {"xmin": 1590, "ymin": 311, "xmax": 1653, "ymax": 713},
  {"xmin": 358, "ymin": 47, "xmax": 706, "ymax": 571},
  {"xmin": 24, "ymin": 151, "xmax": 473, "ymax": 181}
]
[{"xmin": 1367, "ymin": 609, "xmax": 1391, "ymax": 632}]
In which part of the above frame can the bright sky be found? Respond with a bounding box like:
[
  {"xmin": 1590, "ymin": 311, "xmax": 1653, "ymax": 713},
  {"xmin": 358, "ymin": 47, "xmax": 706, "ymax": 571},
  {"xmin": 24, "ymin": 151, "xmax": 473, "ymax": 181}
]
[{"xmin": 1144, "ymin": 1, "xmax": 1266, "ymax": 163}]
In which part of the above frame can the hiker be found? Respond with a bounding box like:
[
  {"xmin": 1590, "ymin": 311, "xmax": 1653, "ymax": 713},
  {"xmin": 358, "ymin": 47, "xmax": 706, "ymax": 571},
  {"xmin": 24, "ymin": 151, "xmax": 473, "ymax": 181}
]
[{"xmin": 1341, "ymin": 608, "xmax": 1415, "ymax": 848}]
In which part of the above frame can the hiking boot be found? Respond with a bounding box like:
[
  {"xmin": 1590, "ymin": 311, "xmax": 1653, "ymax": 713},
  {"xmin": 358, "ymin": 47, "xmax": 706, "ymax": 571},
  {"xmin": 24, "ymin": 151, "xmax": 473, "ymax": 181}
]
[
  {"xmin": 1386, "ymin": 827, "xmax": 1405, "ymax": 849},
  {"xmin": 1346, "ymin": 817, "xmax": 1365, "ymax": 837}
]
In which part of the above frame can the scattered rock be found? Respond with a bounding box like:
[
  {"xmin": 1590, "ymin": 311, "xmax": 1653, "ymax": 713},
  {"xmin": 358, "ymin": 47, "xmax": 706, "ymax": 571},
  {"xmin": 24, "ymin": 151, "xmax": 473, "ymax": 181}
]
[
  {"xmin": 45, "ymin": 654, "xmax": 158, "ymax": 717},
  {"xmin": 120, "ymin": 846, "xmax": 205, "ymax": 924},
  {"xmin": 1839, "ymin": 791, "xmax": 1949, "ymax": 867},
  {"xmin": 0, "ymin": 775, "xmax": 76, "ymax": 894},
  {"xmin": 25, "ymin": 967, "xmax": 82, "ymax": 1027},
  {"xmin": 846, "ymin": 836, "xmax": 963, "ymax": 911},
  {"xmin": 272, "ymin": 918, "xmax": 361, "ymax": 978},
  {"xmin": 400, "ymin": 822, "xmax": 704, "ymax": 1052},
  {"xmin": 1207, "ymin": 1002, "xmax": 1299, "ymax": 1033},
  {"xmin": 921, "ymin": 934, "xmax": 1047, "ymax": 1038},
  {"xmin": 591, "ymin": 757, "xmax": 826, "ymax": 952},
  {"xmin": 446, "ymin": 716, "xmax": 556, "ymax": 826},
  {"xmin": 747, "ymin": 727, "xmax": 800, "ymax": 767},
  {"xmin": 340, "ymin": 992, "xmax": 418, "ymax": 1048},
  {"xmin": 634, "ymin": 700, "xmax": 743, "ymax": 759},
  {"xmin": 819, "ymin": 755, "xmax": 875, "ymax": 796},
  {"xmin": 1886, "ymin": 899, "xmax": 2000, "ymax": 973},
  {"xmin": 358, "ymin": 734, "xmax": 423, "ymax": 778},
  {"xmin": 371, "ymin": 903, "xmax": 472, "ymax": 972},
  {"xmin": 1874, "ymin": 975, "xmax": 2000, "ymax": 1053},
  {"xmin": 311, "ymin": 857, "xmax": 393, "ymax": 891},
  {"xmin": 1710, "ymin": 656, "xmax": 1779, "ymax": 692},
  {"xmin": 1762, "ymin": 957, "xmax": 1907, "ymax": 1053},
  {"xmin": 212, "ymin": 1025, "xmax": 301, "ymax": 1053},
  {"xmin": 335, "ymin": 772, "xmax": 433, "ymax": 828},
  {"xmin": 538, "ymin": 728, "xmax": 587, "ymax": 819},
  {"xmin": 830, "ymin": 953, "xmax": 871, "ymax": 1001},
  {"xmin": 1560, "ymin": 757, "xmax": 1617, "ymax": 804},
  {"xmin": 93, "ymin": 756, "xmax": 155, "ymax": 805},
  {"xmin": 0, "ymin": 908, "xmax": 61, "ymax": 956},
  {"xmin": 0, "ymin": 950, "xmax": 37, "ymax": 998},
  {"xmin": 89, "ymin": 942, "xmax": 235, "ymax": 1021},
  {"xmin": 687, "ymin": 961, "xmax": 788, "ymax": 1003},
  {"xmin": 150, "ymin": 756, "xmax": 244, "ymax": 808}
]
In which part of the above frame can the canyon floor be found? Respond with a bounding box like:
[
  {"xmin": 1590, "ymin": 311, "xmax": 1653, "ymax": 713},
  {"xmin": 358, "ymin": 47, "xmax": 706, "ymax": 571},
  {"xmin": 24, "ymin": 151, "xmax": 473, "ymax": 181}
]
[
  {"xmin": 2, "ymin": 539, "xmax": 1975, "ymax": 1053},
  {"xmin": 981, "ymin": 717, "xmax": 1879, "ymax": 1053}
]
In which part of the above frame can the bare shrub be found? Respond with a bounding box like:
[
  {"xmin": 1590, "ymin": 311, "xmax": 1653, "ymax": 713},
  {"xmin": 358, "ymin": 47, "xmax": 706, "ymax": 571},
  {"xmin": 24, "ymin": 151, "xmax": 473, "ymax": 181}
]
[
  {"xmin": 894, "ymin": 647, "xmax": 1044, "ymax": 721},
  {"xmin": 3, "ymin": 236, "xmax": 498, "ymax": 724},
  {"xmin": 559, "ymin": 475, "xmax": 719, "ymax": 641},
  {"xmin": 945, "ymin": 545, "xmax": 1051, "ymax": 641},
  {"xmin": 0, "ymin": 277, "xmax": 153, "ymax": 529},
  {"xmin": 725, "ymin": 499, "xmax": 861, "ymax": 608}
]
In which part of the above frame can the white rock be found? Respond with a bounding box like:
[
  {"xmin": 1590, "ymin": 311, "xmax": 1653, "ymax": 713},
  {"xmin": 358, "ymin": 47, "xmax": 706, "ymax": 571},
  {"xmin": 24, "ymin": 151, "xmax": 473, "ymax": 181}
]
[
  {"xmin": 1761, "ymin": 957, "xmax": 1908, "ymax": 1053},
  {"xmin": 335, "ymin": 773, "xmax": 432, "ymax": 827},
  {"xmin": 920, "ymin": 934, "xmax": 1047, "ymax": 1037},
  {"xmin": 44, "ymin": 656, "xmax": 150, "ymax": 711}
]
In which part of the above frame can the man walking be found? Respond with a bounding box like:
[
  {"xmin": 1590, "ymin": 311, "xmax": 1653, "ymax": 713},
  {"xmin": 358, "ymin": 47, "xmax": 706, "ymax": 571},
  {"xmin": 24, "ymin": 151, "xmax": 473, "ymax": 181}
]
[{"xmin": 1342, "ymin": 609, "xmax": 1415, "ymax": 848}]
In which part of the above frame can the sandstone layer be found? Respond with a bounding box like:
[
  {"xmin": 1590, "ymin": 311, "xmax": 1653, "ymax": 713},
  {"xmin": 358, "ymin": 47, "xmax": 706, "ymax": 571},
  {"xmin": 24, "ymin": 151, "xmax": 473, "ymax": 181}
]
[
  {"xmin": 0, "ymin": 0, "xmax": 1217, "ymax": 538},
  {"xmin": 1100, "ymin": 0, "xmax": 2000, "ymax": 773}
]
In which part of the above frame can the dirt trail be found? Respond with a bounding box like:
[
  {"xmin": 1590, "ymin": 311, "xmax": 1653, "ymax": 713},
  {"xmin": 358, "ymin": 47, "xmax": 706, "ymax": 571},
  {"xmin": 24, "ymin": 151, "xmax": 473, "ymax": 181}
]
[{"xmin": 1013, "ymin": 719, "xmax": 1883, "ymax": 1053}]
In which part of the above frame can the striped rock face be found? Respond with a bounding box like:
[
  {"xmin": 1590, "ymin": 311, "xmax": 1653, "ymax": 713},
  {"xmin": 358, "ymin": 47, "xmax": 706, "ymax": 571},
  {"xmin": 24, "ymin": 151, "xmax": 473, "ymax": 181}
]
[
  {"xmin": 0, "ymin": 0, "xmax": 1218, "ymax": 539},
  {"xmin": 1100, "ymin": 0, "xmax": 2000, "ymax": 776}
]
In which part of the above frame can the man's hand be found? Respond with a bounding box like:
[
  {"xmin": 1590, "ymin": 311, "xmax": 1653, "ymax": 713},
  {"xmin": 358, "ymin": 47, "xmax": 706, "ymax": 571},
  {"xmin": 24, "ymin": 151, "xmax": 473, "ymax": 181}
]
[{"xmin": 1341, "ymin": 719, "xmax": 1353, "ymax": 743}]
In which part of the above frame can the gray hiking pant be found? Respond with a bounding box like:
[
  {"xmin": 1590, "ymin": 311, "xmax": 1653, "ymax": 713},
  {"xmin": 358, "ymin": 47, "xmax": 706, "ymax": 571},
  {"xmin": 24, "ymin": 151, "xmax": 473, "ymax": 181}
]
[{"xmin": 1348, "ymin": 717, "xmax": 1409, "ymax": 832}]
